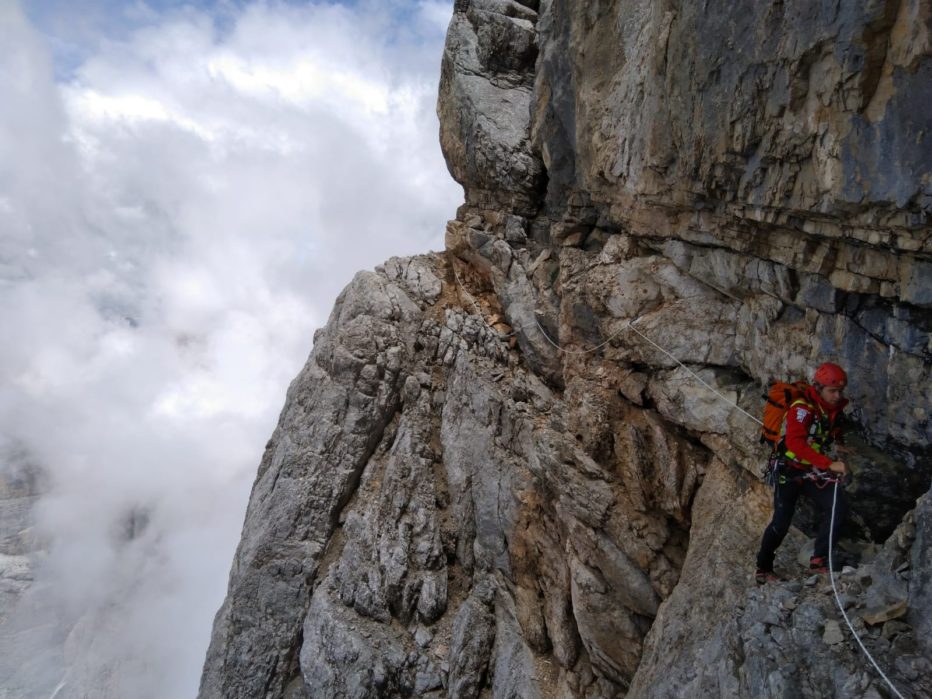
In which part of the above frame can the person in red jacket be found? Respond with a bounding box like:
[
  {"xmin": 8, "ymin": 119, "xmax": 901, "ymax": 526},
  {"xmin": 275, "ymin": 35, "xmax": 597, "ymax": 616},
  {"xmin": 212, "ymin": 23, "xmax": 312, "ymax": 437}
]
[{"xmin": 755, "ymin": 362, "xmax": 850, "ymax": 583}]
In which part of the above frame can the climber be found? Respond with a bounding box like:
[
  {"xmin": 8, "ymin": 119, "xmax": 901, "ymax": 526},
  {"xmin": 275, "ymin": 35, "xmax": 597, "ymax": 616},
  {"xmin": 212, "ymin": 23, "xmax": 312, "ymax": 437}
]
[{"xmin": 755, "ymin": 362, "xmax": 851, "ymax": 584}]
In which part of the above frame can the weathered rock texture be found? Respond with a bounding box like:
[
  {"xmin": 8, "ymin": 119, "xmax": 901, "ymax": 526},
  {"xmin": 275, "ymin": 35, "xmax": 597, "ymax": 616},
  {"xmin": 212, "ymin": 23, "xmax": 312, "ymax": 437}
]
[
  {"xmin": 201, "ymin": 1, "xmax": 931, "ymax": 697},
  {"xmin": 0, "ymin": 452, "xmax": 41, "ymax": 626}
]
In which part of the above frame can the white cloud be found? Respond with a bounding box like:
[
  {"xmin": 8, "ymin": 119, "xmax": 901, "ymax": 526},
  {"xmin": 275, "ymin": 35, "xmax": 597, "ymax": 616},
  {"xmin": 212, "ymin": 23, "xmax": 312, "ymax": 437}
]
[
  {"xmin": 418, "ymin": 0, "xmax": 457, "ymax": 34},
  {"xmin": 0, "ymin": 0, "xmax": 459, "ymax": 696}
]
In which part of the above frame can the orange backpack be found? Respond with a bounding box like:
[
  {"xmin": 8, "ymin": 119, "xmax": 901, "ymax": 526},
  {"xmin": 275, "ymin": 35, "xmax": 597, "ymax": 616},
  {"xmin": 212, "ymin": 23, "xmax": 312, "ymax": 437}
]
[{"xmin": 760, "ymin": 381, "xmax": 809, "ymax": 448}]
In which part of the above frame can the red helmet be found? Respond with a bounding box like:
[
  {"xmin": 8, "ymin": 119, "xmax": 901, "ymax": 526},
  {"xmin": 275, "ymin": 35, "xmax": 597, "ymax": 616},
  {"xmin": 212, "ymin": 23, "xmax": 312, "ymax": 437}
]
[{"xmin": 813, "ymin": 362, "xmax": 847, "ymax": 388}]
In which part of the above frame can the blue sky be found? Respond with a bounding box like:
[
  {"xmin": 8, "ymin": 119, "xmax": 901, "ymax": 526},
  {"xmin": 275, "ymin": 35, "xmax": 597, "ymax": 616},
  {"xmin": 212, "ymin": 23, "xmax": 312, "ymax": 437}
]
[
  {"xmin": 25, "ymin": 0, "xmax": 453, "ymax": 78},
  {"xmin": 0, "ymin": 1, "xmax": 458, "ymax": 696}
]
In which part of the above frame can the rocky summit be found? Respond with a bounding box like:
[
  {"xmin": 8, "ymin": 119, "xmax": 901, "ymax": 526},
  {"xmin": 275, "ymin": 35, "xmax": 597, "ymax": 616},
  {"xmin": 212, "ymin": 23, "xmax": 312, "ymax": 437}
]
[{"xmin": 200, "ymin": 1, "xmax": 931, "ymax": 697}]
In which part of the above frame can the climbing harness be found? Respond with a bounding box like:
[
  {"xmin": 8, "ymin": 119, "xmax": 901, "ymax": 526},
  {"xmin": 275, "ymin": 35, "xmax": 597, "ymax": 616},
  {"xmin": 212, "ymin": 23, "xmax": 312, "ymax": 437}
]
[
  {"xmin": 768, "ymin": 457, "xmax": 846, "ymax": 490},
  {"xmin": 763, "ymin": 453, "xmax": 781, "ymax": 487},
  {"xmin": 448, "ymin": 256, "xmax": 907, "ymax": 699},
  {"xmin": 766, "ymin": 458, "xmax": 832, "ymax": 488},
  {"xmin": 803, "ymin": 467, "xmax": 844, "ymax": 489}
]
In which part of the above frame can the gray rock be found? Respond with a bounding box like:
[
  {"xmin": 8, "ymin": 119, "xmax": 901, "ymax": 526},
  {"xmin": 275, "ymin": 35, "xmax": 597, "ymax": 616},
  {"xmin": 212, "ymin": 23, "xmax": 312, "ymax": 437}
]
[
  {"xmin": 447, "ymin": 581, "xmax": 496, "ymax": 699},
  {"xmin": 300, "ymin": 583, "xmax": 420, "ymax": 698},
  {"xmin": 822, "ymin": 620, "xmax": 844, "ymax": 646},
  {"xmin": 438, "ymin": 4, "xmax": 544, "ymax": 214},
  {"xmin": 378, "ymin": 256, "xmax": 443, "ymax": 306},
  {"xmin": 907, "ymin": 491, "xmax": 932, "ymax": 658},
  {"xmin": 490, "ymin": 587, "xmax": 541, "ymax": 699},
  {"xmin": 413, "ymin": 626, "xmax": 433, "ymax": 649},
  {"xmin": 881, "ymin": 620, "xmax": 911, "ymax": 640},
  {"xmin": 199, "ymin": 269, "xmax": 425, "ymax": 699}
]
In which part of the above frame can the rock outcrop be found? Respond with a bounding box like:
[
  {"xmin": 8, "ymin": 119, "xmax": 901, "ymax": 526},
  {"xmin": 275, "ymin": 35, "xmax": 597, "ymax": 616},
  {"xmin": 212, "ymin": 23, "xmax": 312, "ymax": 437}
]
[
  {"xmin": 0, "ymin": 450, "xmax": 41, "ymax": 627},
  {"xmin": 201, "ymin": 1, "xmax": 931, "ymax": 697}
]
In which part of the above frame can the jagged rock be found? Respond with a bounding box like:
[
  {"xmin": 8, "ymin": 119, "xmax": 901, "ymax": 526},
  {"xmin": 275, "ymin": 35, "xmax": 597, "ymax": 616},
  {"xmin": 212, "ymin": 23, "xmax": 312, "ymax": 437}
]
[
  {"xmin": 437, "ymin": 2, "xmax": 544, "ymax": 214},
  {"xmin": 0, "ymin": 460, "xmax": 40, "ymax": 626},
  {"xmin": 906, "ymin": 490, "xmax": 932, "ymax": 658},
  {"xmin": 379, "ymin": 256, "xmax": 444, "ymax": 306},
  {"xmin": 300, "ymin": 585, "xmax": 415, "ymax": 697},
  {"xmin": 447, "ymin": 580, "xmax": 496, "ymax": 699},
  {"xmin": 489, "ymin": 586, "xmax": 540, "ymax": 699},
  {"xmin": 862, "ymin": 598, "xmax": 908, "ymax": 626},
  {"xmin": 0, "ymin": 553, "xmax": 32, "ymax": 620},
  {"xmin": 881, "ymin": 620, "xmax": 910, "ymax": 640}
]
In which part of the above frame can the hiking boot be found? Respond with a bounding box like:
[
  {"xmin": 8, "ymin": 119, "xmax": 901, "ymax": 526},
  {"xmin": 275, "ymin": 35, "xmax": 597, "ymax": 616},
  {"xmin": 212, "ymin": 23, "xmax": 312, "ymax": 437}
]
[
  {"xmin": 755, "ymin": 568, "xmax": 782, "ymax": 585},
  {"xmin": 809, "ymin": 556, "xmax": 842, "ymax": 574}
]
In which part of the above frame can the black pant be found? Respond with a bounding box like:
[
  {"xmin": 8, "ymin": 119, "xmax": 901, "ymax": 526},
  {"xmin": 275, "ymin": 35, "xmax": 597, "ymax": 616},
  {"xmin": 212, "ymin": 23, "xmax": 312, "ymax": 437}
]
[{"xmin": 756, "ymin": 470, "xmax": 848, "ymax": 572}]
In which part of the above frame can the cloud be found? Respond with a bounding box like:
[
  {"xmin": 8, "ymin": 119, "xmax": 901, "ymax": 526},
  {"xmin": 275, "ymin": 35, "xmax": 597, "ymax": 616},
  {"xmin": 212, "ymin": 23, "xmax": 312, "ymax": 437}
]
[{"xmin": 0, "ymin": 1, "xmax": 458, "ymax": 696}]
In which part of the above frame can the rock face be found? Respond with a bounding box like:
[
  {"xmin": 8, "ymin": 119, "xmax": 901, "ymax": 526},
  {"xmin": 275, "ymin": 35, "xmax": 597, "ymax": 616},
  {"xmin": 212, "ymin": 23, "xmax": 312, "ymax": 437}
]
[
  {"xmin": 0, "ymin": 451, "xmax": 41, "ymax": 626},
  {"xmin": 201, "ymin": 2, "xmax": 931, "ymax": 698}
]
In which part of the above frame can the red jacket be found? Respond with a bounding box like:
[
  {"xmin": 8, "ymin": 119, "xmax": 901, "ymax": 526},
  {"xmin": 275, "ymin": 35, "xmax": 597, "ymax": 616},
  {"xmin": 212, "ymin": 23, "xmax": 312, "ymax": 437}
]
[{"xmin": 783, "ymin": 386, "xmax": 847, "ymax": 470}]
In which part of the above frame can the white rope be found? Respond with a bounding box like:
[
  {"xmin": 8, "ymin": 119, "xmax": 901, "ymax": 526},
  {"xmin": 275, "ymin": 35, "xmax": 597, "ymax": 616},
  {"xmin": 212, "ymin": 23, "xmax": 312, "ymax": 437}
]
[
  {"xmin": 625, "ymin": 319, "xmax": 764, "ymax": 426},
  {"xmin": 531, "ymin": 315, "xmax": 634, "ymax": 356},
  {"xmin": 829, "ymin": 482, "xmax": 906, "ymax": 699},
  {"xmin": 448, "ymin": 256, "xmax": 486, "ymax": 320}
]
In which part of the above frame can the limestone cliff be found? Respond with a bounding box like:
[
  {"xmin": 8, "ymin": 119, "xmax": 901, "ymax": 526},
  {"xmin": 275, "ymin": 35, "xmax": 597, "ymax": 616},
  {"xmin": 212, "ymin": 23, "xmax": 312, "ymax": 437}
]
[{"xmin": 200, "ymin": 1, "xmax": 931, "ymax": 697}]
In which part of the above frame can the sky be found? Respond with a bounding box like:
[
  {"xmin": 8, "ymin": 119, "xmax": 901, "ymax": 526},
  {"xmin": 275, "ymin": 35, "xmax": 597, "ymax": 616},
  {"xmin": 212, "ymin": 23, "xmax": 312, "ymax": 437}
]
[{"xmin": 0, "ymin": 0, "xmax": 459, "ymax": 696}]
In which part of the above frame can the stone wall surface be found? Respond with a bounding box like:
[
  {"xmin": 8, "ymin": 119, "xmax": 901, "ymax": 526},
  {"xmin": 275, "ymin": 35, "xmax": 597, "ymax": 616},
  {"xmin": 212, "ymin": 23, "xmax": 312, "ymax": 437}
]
[{"xmin": 201, "ymin": 1, "xmax": 931, "ymax": 697}]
